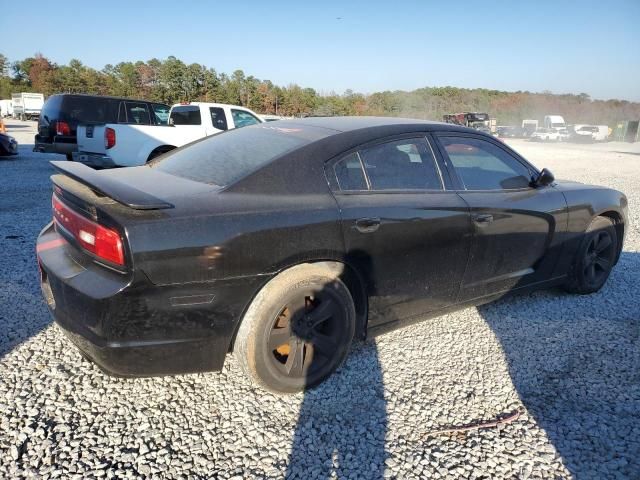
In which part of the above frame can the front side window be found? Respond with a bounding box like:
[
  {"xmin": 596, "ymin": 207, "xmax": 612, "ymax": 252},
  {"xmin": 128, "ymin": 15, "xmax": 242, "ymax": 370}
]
[
  {"xmin": 358, "ymin": 139, "xmax": 443, "ymax": 191},
  {"xmin": 170, "ymin": 106, "xmax": 202, "ymax": 125},
  {"xmin": 231, "ymin": 109, "xmax": 261, "ymax": 128},
  {"xmin": 152, "ymin": 104, "xmax": 170, "ymax": 125},
  {"xmin": 440, "ymin": 136, "xmax": 533, "ymax": 190},
  {"xmin": 124, "ymin": 102, "xmax": 151, "ymax": 125},
  {"xmin": 210, "ymin": 107, "xmax": 228, "ymax": 131}
]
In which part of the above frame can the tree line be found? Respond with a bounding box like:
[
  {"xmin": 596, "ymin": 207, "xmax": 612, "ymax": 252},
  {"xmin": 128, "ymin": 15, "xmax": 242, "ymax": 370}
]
[{"xmin": 1, "ymin": 53, "xmax": 639, "ymax": 126}]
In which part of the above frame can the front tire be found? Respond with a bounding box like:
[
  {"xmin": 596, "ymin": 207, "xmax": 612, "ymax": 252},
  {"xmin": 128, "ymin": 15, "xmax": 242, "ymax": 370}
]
[
  {"xmin": 565, "ymin": 216, "xmax": 617, "ymax": 294},
  {"xmin": 235, "ymin": 264, "xmax": 355, "ymax": 393}
]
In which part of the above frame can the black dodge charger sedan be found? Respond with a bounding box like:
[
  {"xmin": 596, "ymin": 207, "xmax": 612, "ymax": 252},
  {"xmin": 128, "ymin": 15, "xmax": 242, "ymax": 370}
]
[{"xmin": 37, "ymin": 117, "xmax": 627, "ymax": 393}]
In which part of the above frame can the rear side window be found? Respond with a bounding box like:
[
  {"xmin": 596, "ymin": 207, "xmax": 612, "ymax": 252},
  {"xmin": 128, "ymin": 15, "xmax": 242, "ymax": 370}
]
[
  {"xmin": 170, "ymin": 106, "xmax": 201, "ymax": 125},
  {"xmin": 151, "ymin": 125, "xmax": 330, "ymax": 186},
  {"xmin": 334, "ymin": 153, "xmax": 367, "ymax": 191},
  {"xmin": 124, "ymin": 102, "xmax": 151, "ymax": 125},
  {"xmin": 440, "ymin": 136, "xmax": 533, "ymax": 190},
  {"xmin": 210, "ymin": 107, "xmax": 228, "ymax": 130},
  {"xmin": 359, "ymin": 138, "xmax": 443, "ymax": 190},
  {"xmin": 231, "ymin": 109, "xmax": 261, "ymax": 128}
]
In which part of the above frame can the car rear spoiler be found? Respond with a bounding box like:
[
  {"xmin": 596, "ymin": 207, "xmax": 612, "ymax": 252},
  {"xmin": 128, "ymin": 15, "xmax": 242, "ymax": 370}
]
[{"xmin": 50, "ymin": 161, "xmax": 174, "ymax": 210}]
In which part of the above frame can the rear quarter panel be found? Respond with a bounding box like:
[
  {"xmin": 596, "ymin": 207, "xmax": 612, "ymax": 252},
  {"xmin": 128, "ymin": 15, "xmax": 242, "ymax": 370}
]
[{"xmin": 123, "ymin": 192, "xmax": 345, "ymax": 286}]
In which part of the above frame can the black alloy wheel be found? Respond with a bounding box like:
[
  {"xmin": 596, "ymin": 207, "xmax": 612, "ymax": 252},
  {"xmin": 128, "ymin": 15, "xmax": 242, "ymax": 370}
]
[
  {"xmin": 582, "ymin": 228, "xmax": 615, "ymax": 289},
  {"xmin": 235, "ymin": 264, "xmax": 355, "ymax": 393},
  {"xmin": 267, "ymin": 291, "xmax": 345, "ymax": 380},
  {"xmin": 565, "ymin": 216, "xmax": 618, "ymax": 294}
]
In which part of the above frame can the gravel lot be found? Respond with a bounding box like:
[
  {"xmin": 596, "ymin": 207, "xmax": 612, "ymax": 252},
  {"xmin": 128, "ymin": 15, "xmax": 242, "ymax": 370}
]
[{"xmin": 1, "ymin": 120, "xmax": 638, "ymax": 479}]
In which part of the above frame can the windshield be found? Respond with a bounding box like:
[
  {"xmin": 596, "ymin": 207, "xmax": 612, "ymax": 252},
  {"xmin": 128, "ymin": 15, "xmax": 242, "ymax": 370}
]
[{"xmin": 151, "ymin": 124, "xmax": 330, "ymax": 186}]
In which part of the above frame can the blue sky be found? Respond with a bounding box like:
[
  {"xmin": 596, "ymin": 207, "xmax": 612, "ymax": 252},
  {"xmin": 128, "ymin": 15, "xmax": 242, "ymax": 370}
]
[{"xmin": 2, "ymin": 0, "xmax": 639, "ymax": 101}]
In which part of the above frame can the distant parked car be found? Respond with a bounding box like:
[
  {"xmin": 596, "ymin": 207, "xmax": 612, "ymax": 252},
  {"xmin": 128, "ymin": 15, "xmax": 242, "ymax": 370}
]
[
  {"xmin": 497, "ymin": 126, "xmax": 523, "ymax": 138},
  {"xmin": 557, "ymin": 128, "xmax": 571, "ymax": 142},
  {"xmin": 572, "ymin": 125, "xmax": 609, "ymax": 142},
  {"xmin": 0, "ymin": 132, "xmax": 18, "ymax": 156},
  {"xmin": 260, "ymin": 114, "xmax": 283, "ymax": 122},
  {"xmin": 530, "ymin": 128, "xmax": 560, "ymax": 142},
  {"xmin": 34, "ymin": 94, "xmax": 170, "ymax": 160}
]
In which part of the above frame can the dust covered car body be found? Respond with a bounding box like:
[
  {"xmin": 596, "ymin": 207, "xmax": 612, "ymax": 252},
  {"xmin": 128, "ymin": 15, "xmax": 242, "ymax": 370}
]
[{"xmin": 37, "ymin": 117, "xmax": 627, "ymax": 392}]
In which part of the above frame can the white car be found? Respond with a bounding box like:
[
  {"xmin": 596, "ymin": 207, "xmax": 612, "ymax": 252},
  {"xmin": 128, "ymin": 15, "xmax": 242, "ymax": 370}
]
[
  {"xmin": 74, "ymin": 102, "xmax": 264, "ymax": 168},
  {"xmin": 573, "ymin": 125, "xmax": 609, "ymax": 142},
  {"xmin": 530, "ymin": 128, "xmax": 560, "ymax": 142}
]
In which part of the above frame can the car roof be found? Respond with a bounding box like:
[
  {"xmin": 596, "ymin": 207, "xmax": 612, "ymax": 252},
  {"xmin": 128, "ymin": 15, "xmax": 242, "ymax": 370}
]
[
  {"xmin": 272, "ymin": 116, "xmax": 464, "ymax": 133},
  {"xmin": 50, "ymin": 93, "xmax": 167, "ymax": 104}
]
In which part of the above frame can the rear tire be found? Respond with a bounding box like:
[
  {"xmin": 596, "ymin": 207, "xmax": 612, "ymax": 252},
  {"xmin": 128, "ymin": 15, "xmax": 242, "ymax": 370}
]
[
  {"xmin": 234, "ymin": 264, "xmax": 355, "ymax": 393},
  {"xmin": 564, "ymin": 216, "xmax": 617, "ymax": 294}
]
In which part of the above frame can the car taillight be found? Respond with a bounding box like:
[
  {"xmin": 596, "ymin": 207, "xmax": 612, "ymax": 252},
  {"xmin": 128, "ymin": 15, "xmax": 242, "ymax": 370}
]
[
  {"xmin": 52, "ymin": 194, "xmax": 125, "ymax": 266},
  {"xmin": 56, "ymin": 121, "xmax": 71, "ymax": 136},
  {"xmin": 105, "ymin": 128, "xmax": 116, "ymax": 149}
]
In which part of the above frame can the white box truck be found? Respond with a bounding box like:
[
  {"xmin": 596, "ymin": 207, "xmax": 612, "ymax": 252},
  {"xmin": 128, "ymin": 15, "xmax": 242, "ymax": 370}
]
[
  {"xmin": 544, "ymin": 115, "xmax": 566, "ymax": 132},
  {"xmin": 0, "ymin": 100, "xmax": 13, "ymax": 118},
  {"xmin": 12, "ymin": 93, "xmax": 45, "ymax": 120}
]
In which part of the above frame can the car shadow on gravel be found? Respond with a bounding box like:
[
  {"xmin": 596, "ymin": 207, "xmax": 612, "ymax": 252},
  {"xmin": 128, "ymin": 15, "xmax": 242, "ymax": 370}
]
[
  {"xmin": 285, "ymin": 340, "xmax": 388, "ymax": 479},
  {"xmin": 284, "ymin": 259, "xmax": 388, "ymax": 479},
  {"xmin": 478, "ymin": 251, "xmax": 640, "ymax": 478}
]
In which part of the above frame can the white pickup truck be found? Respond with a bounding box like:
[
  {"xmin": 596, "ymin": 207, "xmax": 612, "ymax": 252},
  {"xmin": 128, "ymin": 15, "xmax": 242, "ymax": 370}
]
[{"xmin": 74, "ymin": 102, "xmax": 263, "ymax": 167}]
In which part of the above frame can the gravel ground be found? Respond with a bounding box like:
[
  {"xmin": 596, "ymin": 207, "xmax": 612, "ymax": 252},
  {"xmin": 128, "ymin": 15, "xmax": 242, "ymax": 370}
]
[{"xmin": 0, "ymin": 120, "xmax": 638, "ymax": 479}]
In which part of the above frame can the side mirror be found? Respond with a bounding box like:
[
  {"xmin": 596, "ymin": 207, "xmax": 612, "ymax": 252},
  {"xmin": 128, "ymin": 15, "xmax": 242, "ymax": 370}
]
[
  {"xmin": 535, "ymin": 168, "xmax": 555, "ymax": 187},
  {"xmin": 168, "ymin": 117, "xmax": 174, "ymax": 126}
]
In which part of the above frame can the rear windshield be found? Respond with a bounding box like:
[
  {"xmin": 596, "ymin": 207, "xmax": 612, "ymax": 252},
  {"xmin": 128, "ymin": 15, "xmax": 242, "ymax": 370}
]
[
  {"xmin": 61, "ymin": 96, "xmax": 121, "ymax": 124},
  {"xmin": 151, "ymin": 124, "xmax": 330, "ymax": 186},
  {"xmin": 170, "ymin": 106, "xmax": 201, "ymax": 125}
]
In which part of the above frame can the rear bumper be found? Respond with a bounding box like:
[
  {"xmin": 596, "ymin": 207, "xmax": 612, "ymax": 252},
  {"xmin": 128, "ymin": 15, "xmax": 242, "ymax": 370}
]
[
  {"xmin": 34, "ymin": 137, "xmax": 77, "ymax": 155},
  {"xmin": 36, "ymin": 222, "xmax": 249, "ymax": 377},
  {"xmin": 72, "ymin": 151, "xmax": 117, "ymax": 168}
]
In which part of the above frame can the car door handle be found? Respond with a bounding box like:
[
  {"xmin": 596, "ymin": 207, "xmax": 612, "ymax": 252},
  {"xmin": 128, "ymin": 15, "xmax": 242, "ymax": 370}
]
[
  {"xmin": 472, "ymin": 213, "xmax": 494, "ymax": 225},
  {"xmin": 355, "ymin": 217, "xmax": 381, "ymax": 233}
]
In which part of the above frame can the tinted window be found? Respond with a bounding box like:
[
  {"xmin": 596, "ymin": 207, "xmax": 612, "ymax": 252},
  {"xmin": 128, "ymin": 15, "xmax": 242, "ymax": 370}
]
[
  {"xmin": 60, "ymin": 96, "xmax": 120, "ymax": 124},
  {"xmin": 334, "ymin": 153, "xmax": 367, "ymax": 191},
  {"xmin": 210, "ymin": 107, "xmax": 228, "ymax": 130},
  {"xmin": 152, "ymin": 125, "xmax": 330, "ymax": 186},
  {"xmin": 440, "ymin": 137, "xmax": 533, "ymax": 190},
  {"xmin": 231, "ymin": 109, "xmax": 261, "ymax": 128},
  {"xmin": 359, "ymin": 139, "xmax": 442, "ymax": 190},
  {"xmin": 124, "ymin": 102, "xmax": 150, "ymax": 124},
  {"xmin": 40, "ymin": 95, "xmax": 63, "ymax": 122},
  {"xmin": 171, "ymin": 106, "xmax": 201, "ymax": 125},
  {"xmin": 152, "ymin": 104, "xmax": 170, "ymax": 125}
]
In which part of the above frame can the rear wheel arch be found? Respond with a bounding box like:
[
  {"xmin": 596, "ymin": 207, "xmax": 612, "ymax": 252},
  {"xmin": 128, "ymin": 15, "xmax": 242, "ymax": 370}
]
[
  {"xmin": 147, "ymin": 145, "xmax": 176, "ymax": 163},
  {"xmin": 229, "ymin": 259, "xmax": 368, "ymax": 352}
]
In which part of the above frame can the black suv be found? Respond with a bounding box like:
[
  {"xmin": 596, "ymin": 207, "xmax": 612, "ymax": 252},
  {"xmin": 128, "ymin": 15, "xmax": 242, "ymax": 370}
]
[{"xmin": 34, "ymin": 94, "xmax": 170, "ymax": 158}]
